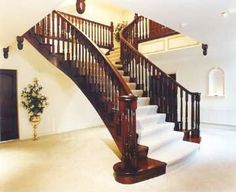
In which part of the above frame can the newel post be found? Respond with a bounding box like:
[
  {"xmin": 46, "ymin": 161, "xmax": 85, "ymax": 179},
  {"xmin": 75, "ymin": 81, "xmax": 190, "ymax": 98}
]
[
  {"xmin": 113, "ymin": 95, "xmax": 138, "ymax": 180},
  {"xmin": 195, "ymin": 93, "xmax": 201, "ymax": 138}
]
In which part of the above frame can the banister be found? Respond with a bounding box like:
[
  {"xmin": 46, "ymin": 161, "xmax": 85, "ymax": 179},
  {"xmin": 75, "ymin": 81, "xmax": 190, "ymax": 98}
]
[
  {"xmin": 25, "ymin": 10, "xmax": 141, "ymax": 182},
  {"xmin": 57, "ymin": 11, "xmax": 114, "ymax": 50},
  {"xmin": 55, "ymin": 11, "xmax": 131, "ymax": 95},
  {"xmin": 120, "ymin": 14, "xmax": 201, "ymax": 141}
]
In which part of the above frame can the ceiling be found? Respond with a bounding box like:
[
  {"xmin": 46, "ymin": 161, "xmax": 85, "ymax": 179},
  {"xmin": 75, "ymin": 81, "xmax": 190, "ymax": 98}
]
[
  {"xmin": 107, "ymin": 0, "xmax": 236, "ymax": 48},
  {"xmin": 0, "ymin": 0, "xmax": 64, "ymax": 49},
  {"xmin": 1, "ymin": 0, "xmax": 236, "ymax": 53}
]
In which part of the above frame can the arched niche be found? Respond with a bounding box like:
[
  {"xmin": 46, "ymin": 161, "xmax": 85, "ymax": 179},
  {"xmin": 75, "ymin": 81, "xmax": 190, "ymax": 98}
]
[{"xmin": 208, "ymin": 67, "xmax": 225, "ymax": 96}]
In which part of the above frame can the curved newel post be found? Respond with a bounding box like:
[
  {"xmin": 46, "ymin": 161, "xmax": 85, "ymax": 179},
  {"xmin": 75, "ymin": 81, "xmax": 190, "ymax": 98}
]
[
  {"xmin": 113, "ymin": 95, "xmax": 138, "ymax": 182},
  {"xmin": 184, "ymin": 92, "xmax": 201, "ymax": 143},
  {"xmin": 194, "ymin": 93, "xmax": 201, "ymax": 138}
]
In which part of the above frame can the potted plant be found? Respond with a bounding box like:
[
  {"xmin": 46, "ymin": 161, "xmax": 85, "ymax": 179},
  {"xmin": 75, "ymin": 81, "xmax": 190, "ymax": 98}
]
[
  {"xmin": 114, "ymin": 21, "xmax": 127, "ymax": 42},
  {"xmin": 21, "ymin": 78, "xmax": 48, "ymax": 140}
]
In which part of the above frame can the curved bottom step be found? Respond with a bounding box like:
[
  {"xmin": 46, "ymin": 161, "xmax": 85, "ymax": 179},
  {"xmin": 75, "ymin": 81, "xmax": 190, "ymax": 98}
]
[{"xmin": 149, "ymin": 141, "xmax": 200, "ymax": 168}]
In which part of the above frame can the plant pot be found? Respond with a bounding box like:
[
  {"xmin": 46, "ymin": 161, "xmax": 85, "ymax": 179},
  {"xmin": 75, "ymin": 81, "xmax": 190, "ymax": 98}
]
[{"xmin": 30, "ymin": 115, "xmax": 41, "ymax": 141}]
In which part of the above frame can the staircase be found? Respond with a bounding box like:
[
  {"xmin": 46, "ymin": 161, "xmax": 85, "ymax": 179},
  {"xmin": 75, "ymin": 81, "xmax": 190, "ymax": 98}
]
[
  {"xmin": 23, "ymin": 10, "xmax": 201, "ymax": 184},
  {"xmin": 107, "ymin": 47, "xmax": 199, "ymax": 168}
]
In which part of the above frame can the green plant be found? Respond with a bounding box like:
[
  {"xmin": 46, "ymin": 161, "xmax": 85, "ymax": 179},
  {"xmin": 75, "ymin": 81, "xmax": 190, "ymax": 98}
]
[
  {"xmin": 21, "ymin": 78, "xmax": 48, "ymax": 120},
  {"xmin": 114, "ymin": 21, "xmax": 127, "ymax": 42}
]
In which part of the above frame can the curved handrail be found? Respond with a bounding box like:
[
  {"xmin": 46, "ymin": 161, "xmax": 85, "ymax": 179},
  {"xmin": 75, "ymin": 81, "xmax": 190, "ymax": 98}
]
[
  {"xmin": 120, "ymin": 14, "xmax": 200, "ymax": 138},
  {"xmin": 55, "ymin": 11, "xmax": 132, "ymax": 96},
  {"xmin": 25, "ymin": 10, "xmax": 138, "ymax": 175},
  {"xmin": 57, "ymin": 11, "xmax": 114, "ymax": 50}
]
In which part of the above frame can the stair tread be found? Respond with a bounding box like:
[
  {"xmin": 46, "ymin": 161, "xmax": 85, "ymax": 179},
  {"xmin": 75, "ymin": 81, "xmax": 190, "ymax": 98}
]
[
  {"xmin": 149, "ymin": 141, "xmax": 200, "ymax": 167},
  {"xmin": 137, "ymin": 113, "xmax": 166, "ymax": 121},
  {"xmin": 139, "ymin": 129, "xmax": 183, "ymax": 151}
]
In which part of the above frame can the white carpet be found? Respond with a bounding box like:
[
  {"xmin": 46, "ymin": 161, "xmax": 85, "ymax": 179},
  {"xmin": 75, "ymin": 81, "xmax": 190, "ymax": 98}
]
[{"xmin": 0, "ymin": 126, "xmax": 236, "ymax": 192}]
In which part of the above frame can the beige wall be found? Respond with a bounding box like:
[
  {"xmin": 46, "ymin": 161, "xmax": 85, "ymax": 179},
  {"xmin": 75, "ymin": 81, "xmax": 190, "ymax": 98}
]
[
  {"xmin": 145, "ymin": 45, "xmax": 236, "ymax": 128},
  {"xmin": 58, "ymin": 0, "xmax": 134, "ymax": 48},
  {"xmin": 0, "ymin": 41, "xmax": 103, "ymax": 140}
]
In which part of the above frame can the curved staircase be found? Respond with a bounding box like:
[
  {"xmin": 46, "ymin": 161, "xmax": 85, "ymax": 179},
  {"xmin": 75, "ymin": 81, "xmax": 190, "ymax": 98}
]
[
  {"xmin": 22, "ymin": 10, "xmax": 201, "ymax": 184},
  {"xmin": 107, "ymin": 47, "xmax": 200, "ymax": 169}
]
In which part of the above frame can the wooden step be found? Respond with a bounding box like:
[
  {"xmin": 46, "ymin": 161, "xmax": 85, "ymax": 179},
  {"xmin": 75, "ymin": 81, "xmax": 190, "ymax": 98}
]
[
  {"xmin": 113, "ymin": 158, "xmax": 166, "ymax": 184},
  {"xmin": 118, "ymin": 70, "xmax": 124, "ymax": 76},
  {"xmin": 127, "ymin": 82, "xmax": 136, "ymax": 90},
  {"xmin": 122, "ymin": 76, "xmax": 130, "ymax": 82}
]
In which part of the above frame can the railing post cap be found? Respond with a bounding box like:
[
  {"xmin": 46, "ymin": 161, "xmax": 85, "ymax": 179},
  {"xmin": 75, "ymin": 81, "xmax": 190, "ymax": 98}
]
[{"xmin": 119, "ymin": 94, "xmax": 137, "ymax": 101}]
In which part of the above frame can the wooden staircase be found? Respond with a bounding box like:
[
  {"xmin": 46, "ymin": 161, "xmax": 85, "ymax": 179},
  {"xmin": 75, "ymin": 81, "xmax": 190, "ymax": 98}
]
[{"xmin": 23, "ymin": 10, "xmax": 201, "ymax": 184}]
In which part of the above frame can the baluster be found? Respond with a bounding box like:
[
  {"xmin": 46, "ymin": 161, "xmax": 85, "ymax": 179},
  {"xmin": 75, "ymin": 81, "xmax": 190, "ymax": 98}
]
[
  {"xmin": 71, "ymin": 27, "xmax": 75, "ymax": 61},
  {"xmin": 57, "ymin": 15, "xmax": 60, "ymax": 53},
  {"xmin": 180, "ymin": 89, "xmax": 183, "ymax": 131},
  {"xmin": 191, "ymin": 94, "xmax": 195, "ymax": 135},
  {"xmin": 145, "ymin": 17, "xmax": 148, "ymax": 39},
  {"xmin": 144, "ymin": 60, "xmax": 148, "ymax": 96},
  {"xmin": 46, "ymin": 14, "xmax": 50, "ymax": 45},
  {"xmin": 196, "ymin": 93, "xmax": 201, "ymax": 138},
  {"xmin": 185, "ymin": 92, "xmax": 189, "ymax": 131},
  {"xmin": 164, "ymin": 77, "xmax": 169, "ymax": 120},
  {"xmin": 110, "ymin": 22, "xmax": 114, "ymax": 50},
  {"xmin": 52, "ymin": 12, "xmax": 55, "ymax": 53},
  {"xmin": 103, "ymin": 25, "xmax": 105, "ymax": 47}
]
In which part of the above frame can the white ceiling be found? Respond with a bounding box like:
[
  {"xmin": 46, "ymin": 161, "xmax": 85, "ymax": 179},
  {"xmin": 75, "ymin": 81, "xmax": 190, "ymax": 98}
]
[
  {"xmin": 1, "ymin": 0, "xmax": 236, "ymax": 53},
  {"xmin": 0, "ymin": 0, "xmax": 64, "ymax": 49},
  {"xmin": 107, "ymin": 0, "xmax": 236, "ymax": 47}
]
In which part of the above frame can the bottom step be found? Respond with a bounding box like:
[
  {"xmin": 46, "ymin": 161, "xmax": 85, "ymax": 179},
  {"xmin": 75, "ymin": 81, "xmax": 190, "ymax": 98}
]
[
  {"xmin": 113, "ymin": 158, "xmax": 166, "ymax": 184},
  {"xmin": 149, "ymin": 141, "xmax": 199, "ymax": 167}
]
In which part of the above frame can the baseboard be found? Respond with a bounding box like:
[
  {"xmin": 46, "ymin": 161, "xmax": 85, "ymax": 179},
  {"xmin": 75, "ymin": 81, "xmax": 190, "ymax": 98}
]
[{"xmin": 201, "ymin": 121, "xmax": 236, "ymax": 131}]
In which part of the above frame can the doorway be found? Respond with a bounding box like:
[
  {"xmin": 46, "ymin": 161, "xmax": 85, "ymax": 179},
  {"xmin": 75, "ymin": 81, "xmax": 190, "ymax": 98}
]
[{"xmin": 0, "ymin": 69, "xmax": 19, "ymax": 141}]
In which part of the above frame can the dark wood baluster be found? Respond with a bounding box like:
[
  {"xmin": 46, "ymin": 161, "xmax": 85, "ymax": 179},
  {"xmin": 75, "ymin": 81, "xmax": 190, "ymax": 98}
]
[
  {"xmin": 196, "ymin": 93, "xmax": 200, "ymax": 137},
  {"xmin": 145, "ymin": 17, "xmax": 148, "ymax": 39},
  {"xmin": 72, "ymin": 28, "xmax": 75, "ymax": 61},
  {"xmin": 57, "ymin": 15, "xmax": 60, "ymax": 53},
  {"xmin": 101, "ymin": 26, "xmax": 104, "ymax": 47},
  {"xmin": 185, "ymin": 92, "xmax": 189, "ymax": 131},
  {"xmin": 46, "ymin": 14, "xmax": 50, "ymax": 45},
  {"xmin": 144, "ymin": 60, "xmax": 148, "ymax": 96},
  {"xmin": 180, "ymin": 89, "xmax": 183, "ymax": 131},
  {"xmin": 52, "ymin": 12, "xmax": 55, "ymax": 53},
  {"xmin": 191, "ymin": 94, "xmax": 195, "ymax": 135},
  {"xmin": 110, "ymin": 22, "xmax": 114, "ymax": 50}
]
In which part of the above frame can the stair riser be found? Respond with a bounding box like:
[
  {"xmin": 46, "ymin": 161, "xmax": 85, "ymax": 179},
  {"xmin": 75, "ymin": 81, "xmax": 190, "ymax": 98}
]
[
  {"xmin": 132, "ymin": 90, "xmax": 143, "ymax": 97},
  {"xmin": 137, "ymin": 97, "xmax": 150, "ymax": 106},
  {"xmin": 137, "ymin": 114, "xmax": 166, "ymax": 129},
  {"xmin": 136, "ymin": 106, "xmax": 158, "ymax": 117},
  {"xmin": 127, "ymin": 83, "xmax": 136, "ymax": 90},
  {"xmin": 147, "ymin": 133, "xmax": 183, "ymax": 153}
]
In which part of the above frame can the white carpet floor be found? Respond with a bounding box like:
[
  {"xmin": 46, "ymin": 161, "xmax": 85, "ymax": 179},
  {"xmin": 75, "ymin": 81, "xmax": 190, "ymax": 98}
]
[{"xmin": 0, "ymin": 126, "xmax": 236, "ymax": 192}]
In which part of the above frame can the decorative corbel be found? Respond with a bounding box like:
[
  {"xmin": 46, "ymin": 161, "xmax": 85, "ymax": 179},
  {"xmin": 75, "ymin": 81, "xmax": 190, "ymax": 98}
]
[
  {"xmin": 76, "ymin": 0, "xmax": 86, "ymax": 14},
  {"xmin": 202, "ymin": 44, "xmax": 208, "ymax": 56},
  {"xmin": 17, "ymin": 36, "xmax": 24, "ymax": 50},
  {"xmin": 3, "ymin": 47, "xmax": 9, "ymax": 59}
]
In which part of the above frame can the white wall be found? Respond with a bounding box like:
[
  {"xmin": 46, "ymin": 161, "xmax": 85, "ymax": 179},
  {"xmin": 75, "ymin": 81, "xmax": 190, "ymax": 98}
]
[
  {"xmin": 0, "ymin": 41, "xmax": 103, "ymax": 140},
  {"xmin": 145, "ymin": 44, "xmax": 236, "ymax": 129},
  {"xmin": 58, "ymin": 0, "xmax": 134, "ymax": 48}
]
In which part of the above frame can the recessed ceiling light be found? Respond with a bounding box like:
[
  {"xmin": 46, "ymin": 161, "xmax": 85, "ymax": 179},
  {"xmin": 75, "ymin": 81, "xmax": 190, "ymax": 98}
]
[
  {"xmin": 179, "ymin": 23, "xmax": 187, "ymax": 29},
  {"xmin": 221, "ymin": 11, "xmax": 229, "ymax": 17}
]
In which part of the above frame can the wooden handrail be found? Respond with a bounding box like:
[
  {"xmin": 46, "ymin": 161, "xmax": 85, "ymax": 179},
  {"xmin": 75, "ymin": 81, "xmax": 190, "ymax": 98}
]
[
  {"xmin": 58, "ymin": 11, "xmax": 114, "ymax": 50},
  {"xmin": 120, "ymin": 14, "xmax": 201, "ymax": 139},
  {"xmin": 136, "ymin": 15, "xmax": 179, "ymax": 44}
]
